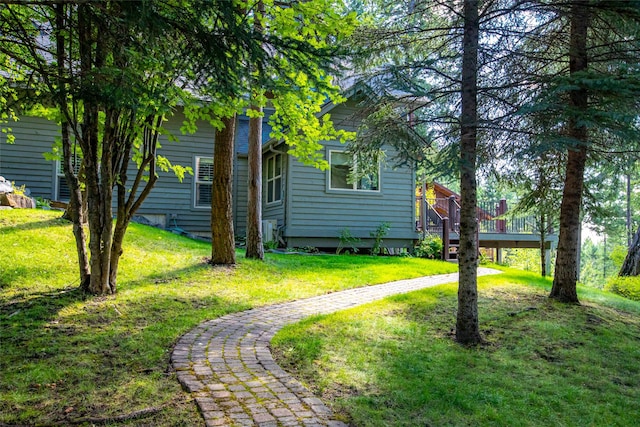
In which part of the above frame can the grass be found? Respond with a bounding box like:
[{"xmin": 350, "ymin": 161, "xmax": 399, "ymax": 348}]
[
  {"xmin": 0, "ymin": 209, "xmax": 457, "ymax": 426},
  {"xmin": 272, "ymin": 269, "xmax": 640, "ymax": 426}
]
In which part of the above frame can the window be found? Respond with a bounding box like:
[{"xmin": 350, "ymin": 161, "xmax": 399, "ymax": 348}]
[
  {"xmin": 329, "ymin": 151, "xmax": 379, "ymax": 191},
  {"xmin": 56, "ymin": 154, "xmax": 81, "ymax": 201},
  {"xmin": 195, "ymin": 157, "xmax": 213, "ymax": 208},
  {"xmin": 265, "ymin": 153, "xmax": 282, "ymax": 204}
]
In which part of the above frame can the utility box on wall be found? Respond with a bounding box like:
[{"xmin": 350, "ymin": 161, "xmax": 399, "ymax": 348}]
[{"xmin": 261, "ymin": 220, "xmax": 277, "ymax": 242}]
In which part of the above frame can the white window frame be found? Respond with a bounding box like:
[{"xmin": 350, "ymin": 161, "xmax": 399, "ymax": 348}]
[
  {"xmin": 328, "ymin": 150, "xmax": 380, "ymax": 192},
  {"xmin": 194, "ymin": 156, "xmax": 213, "ymax": 209},
  {"xmin": 265, "ymin": 152, "xmax": 283, "ymax": 204}
]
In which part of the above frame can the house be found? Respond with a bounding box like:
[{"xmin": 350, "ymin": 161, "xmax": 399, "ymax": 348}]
[{"xmin": 0, "ymin": 90, "xmax": 421, "ymax": 251}]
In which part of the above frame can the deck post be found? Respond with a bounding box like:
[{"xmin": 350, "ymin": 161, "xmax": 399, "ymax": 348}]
[
  {"xmin": 421, "ymin": 182, "xmax": 427, "ymax": 238},
  {"xmin": 496, "ymin": 246, "xmax": 502, "ymax": 264},
  {"xmin": 442, "ymin": 217, "xmax": 450, "ymax": 260},
  {"xmin": 448, "ymin": 196, "xmax": 457, "ymax": 231},
  {"xmin": 545, "ymin": 246, "xmax": 552, "ymax": 274},
  {"xmin": 497, "ymin": 199, "xmax": 507, "ymax": 233}
]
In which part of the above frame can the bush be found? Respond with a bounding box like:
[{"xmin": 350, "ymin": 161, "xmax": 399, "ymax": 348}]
[
  {"xmin": 414, "ymin": 234, "xmax": 443, "ymax": 259},
  {"xmin": 605, "ymin": 276, "xmax": 640, "ymax": 301},
  {"xmin": 370, "ymin": 222, "xmax": 390, "ymax": 255},
  {"xmin": 337, "ymin": 228, "xmax": 360, "ymax": 255}
]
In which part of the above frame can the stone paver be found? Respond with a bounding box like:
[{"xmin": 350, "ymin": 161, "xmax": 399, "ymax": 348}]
[{"xmin": 172, "ymin": 268, "xmax": 501, "ymax": 426}]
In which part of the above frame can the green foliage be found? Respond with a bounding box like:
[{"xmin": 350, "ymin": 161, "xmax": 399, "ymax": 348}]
[
  {"xmin": 336, "ymin": 228, "xmax": 361, "ymax": 255},
  {"xmin": 269, "ymin": 88, "xmax": 356, "ymax": 170},
  {"xmin": 503, "ymin": 248, "xmax": 542, "ymax": 274},
  {"xmin": 10, "ymin": 182, "xmax": 26, "ymax": 196},
  {"xmin": 263, "ymin": 240, "xmax": 279, "ymax": 250},
  {"xmin": 414, "ymin": 234, "xmax": 442, "ymax": 259},
  {"xmin": 154, "ymin": 156, "xmax": 193, "ymax": 183},
  {"xmin": 580, "ymin": 238, "xmax": 624, "ymax": 289},
  {"xmin": 34, "ymin": 197, "xmax": 50, "ymax": 209},
  {"xmin": 370, "ymin": 221, "xmax": 390, "ymax": 255},
  {"xmin": 259, "ymin": 1, "xmax": 357, "ymax": 169},
  {"xmin": 606, "ymin": 276, "xmax": 640, "ymax": 302}
]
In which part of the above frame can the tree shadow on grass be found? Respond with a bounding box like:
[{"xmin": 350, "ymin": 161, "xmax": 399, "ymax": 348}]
[
  {"xmin": 0, "ymin": 269, "xmax": 247, "ymax": 425},
  {"xmin": 293, "ymin": 286, "xmax": 640, "ymax": 427},
  {"xmin": 0, "ymin": 217, "xmax": 70, "ymax": 234},
  {"xmin": 263, "ymin": 252, "xmax": 429, "ymax": 273}
]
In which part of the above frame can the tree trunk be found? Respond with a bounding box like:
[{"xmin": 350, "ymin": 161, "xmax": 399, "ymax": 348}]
[
  {"xmin": 62, "ymin": 128, "xmax": 90, "ymax": 290},
  {"xmin": 550, "ymin": 0, "xmax": 589, "ymax": 303},
  {"xmin": 55, "ymin": 3, "xmax": 90, "ymax": 289},
  {"xmin": 109, "ymin": 114, "xmax": 160, "ymax": 289},
  {"xmin": 627, "ymin": 171, "xmax": 632, "ymax": 248},
  {"xmin": 456, "ymin": 0, "xmax": 481, "ymax": 346},
  {"xmin": 246, "ymin": 106, "xmax": 264, "ymax": 259},
  {"xmin": 83, "ymin": 114, "xmax": 115, "ymax": 295},
  {"xmin": 540, "ymin": 211, "xmax": 547, "ymax": 277},
  {"xmin": 619, "ymin": 226, "xmax": 640, "ymax": 276},
  {"xmin": 78, "ymin": 5, "xmax": 115, "ymax": 295},
  {"xmin": 211, "ymin": 115, "xmax": 237, "ymax": 265}
]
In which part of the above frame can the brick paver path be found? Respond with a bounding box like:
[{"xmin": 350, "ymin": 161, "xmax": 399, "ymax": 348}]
[{"xmin": 171, "ymin": 268, "xmax": 501, "ymax": 426}]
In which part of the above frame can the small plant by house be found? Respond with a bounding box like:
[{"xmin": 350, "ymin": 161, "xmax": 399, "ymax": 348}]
[
  {"xmin": 336, "ymin": 228, "xmax": 361, "ymax": 255},
  {"xmin": 370, "ymin": 221, "xmax": 390, "ymax": 255},
  {"xmin": 414, "ymin": 234, "xmax": 443, "ymax": 259},
  {"xmin": 263, "ymin": 240, "xmax": 279, "ymax": 250}
]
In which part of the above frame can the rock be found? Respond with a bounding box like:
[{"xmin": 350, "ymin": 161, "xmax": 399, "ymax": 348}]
[
  {"xmin": 0, "ymin": 176, "xmax": 13, "ymax": 193},
  {"xmin": 0, "ymin": 193, "xmax": 35, "ymax": 208}
]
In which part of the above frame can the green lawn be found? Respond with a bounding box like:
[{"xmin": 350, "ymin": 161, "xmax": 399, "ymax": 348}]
[
  {"xmin": 0, "ymin": 209, "xmax": 456, "ymax": 425},
  {"xmin": 272, "ymin": 269, "xmax": 640, "ymax": 426}
]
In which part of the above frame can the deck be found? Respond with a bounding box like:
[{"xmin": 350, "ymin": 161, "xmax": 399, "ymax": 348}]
[{"xmin": 417, "ymin": 195, "xmax": 557, "ymax": 264}]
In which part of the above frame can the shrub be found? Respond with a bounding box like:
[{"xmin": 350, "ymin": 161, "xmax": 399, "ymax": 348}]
[
  {"xmin": 35, "ymin": 197, "xmax": 51, "ymax": 209},
  {"xmin": 414, "ymin": 234, "xmax": 443, "ymax": 259},
  {"xmin": 605, "ymin": 276, "xmax": 640, "ymax": 302},
  {"xmin": 337, "ymin": 228, "xmax": 360, "ymax": 255},
  {"xmin": 370, "ymin": 222, "xmax": 390, "ymax": 255}
]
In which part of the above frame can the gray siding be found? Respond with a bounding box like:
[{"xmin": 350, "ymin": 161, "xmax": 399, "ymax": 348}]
[
  {"xmin": 0, "ymin": 116, "xmax": 60, "ymax": 199},
  {"xmin": 135, "ymin": 112, "xmax": 257, "ymax": 236},
  {"xmin": 1, "ymin": 100, "xmax": 418, "ymax": 248},
  {"xmin": 133, "ymin": 111, "xmax": 216, "ymax": 234},
  {"xmin": 0, "ymin": 112, "xmax": 251, "ymax": 237},
  {"xmin": 284, "ymin": 101, "xmax": 418, "ymax": 247}
]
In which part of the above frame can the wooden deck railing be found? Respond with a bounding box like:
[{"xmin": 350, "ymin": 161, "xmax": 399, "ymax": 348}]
[
  {"xmin": 417, "ymin": 196, "xmax": 536, "ymax": 235},
  {"xmin": 416, "ymin": 196, "xmax": 539, "ymax": 260}
]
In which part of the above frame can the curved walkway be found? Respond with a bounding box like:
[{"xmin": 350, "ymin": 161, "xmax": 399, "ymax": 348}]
[{"xmin": 171, "ymin": 268, "xmax": 501, "ymax": 427}]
